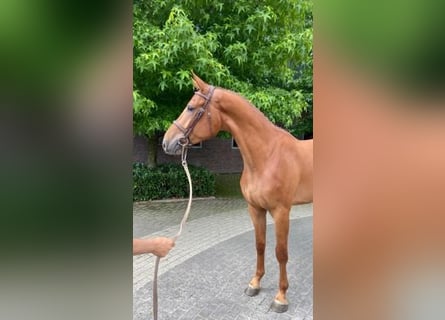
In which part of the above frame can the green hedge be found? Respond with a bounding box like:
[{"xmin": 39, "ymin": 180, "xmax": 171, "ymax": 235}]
[{"xmin": 133, "ymin": 163, "xmax": 215, "ymax": 201}]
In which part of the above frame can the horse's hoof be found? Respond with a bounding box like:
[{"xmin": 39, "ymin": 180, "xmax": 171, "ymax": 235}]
[
  {"xmin": 270, "ymin": 299, "xmax": 289, "ymax": 313},
  {"xmin": 244, "ymin": 284, "xmax": 260, "ymax": 296}
]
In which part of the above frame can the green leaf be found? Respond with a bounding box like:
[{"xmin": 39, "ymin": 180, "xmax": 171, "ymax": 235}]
[
  {"xmin": 159, "ymin": 80, "xmax": 167, "ymax": 91},
  {"xmin": 246, "ymin": 24, "xmax": 255, "ymax": 34}
]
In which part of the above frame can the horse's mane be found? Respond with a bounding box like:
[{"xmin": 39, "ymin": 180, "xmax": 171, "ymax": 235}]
[
  {"xmin": 222, "ymin": 88, "xmax": 273, "ymax": 124},
  {"xmin": 222, "ymin": 88, "xmax": 292, "ymax": 136}
]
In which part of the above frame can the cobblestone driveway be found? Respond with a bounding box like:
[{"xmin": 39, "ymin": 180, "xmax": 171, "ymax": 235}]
[{"xmin": 133, "ymin": 198, "xmax": 312, "ymax": 320}]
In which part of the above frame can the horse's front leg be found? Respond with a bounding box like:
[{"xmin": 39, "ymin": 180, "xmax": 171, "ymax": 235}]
[
  {"xmin": 245, "ymin": 204, "xmax": 267, "ymax": 297},
  {"xmin": 270, "ymin": 207, "xmax": 290, "ymax": 313}
]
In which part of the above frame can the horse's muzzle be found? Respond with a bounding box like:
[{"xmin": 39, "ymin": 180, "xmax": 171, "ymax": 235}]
[{"xmin": 162, "ymin": 138, "xmax": 182, "ymax": 155}]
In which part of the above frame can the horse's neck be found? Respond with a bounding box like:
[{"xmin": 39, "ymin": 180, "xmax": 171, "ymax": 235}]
[{"xmin": 218, "ymin": 91, "xmax": 277, "ymax": 170}]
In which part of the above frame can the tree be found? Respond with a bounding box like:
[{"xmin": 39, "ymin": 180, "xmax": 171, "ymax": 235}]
[{"xmin": 134, "ymin": 0, "xmax": 313, "ymax": 166}]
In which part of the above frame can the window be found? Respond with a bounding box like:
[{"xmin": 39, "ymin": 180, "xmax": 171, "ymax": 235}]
[
  {"xmin": 191, "ymin": 141, "xmax": 202, "ymax": 149},
  {"xmin": 231, "ymin": 138, "xmax": 239, "ymax": 149}
]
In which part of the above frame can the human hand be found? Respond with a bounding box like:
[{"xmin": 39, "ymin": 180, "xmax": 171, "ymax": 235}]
[
  {"xmin": 133, "ymin": 237, "xmax": 175, "ymax": 257},
  {"xmin": 151, "ymin": 237, "xmax": 175, "ymax": 257}
]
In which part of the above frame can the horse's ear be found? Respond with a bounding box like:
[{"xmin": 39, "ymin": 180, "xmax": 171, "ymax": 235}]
[
  {"xmin": 191, "ymin": 71, "xmax": 208, "ymax": 91},
  {"xmin": 191, "ymin": 74, "xmax": 199, "ymax": 90}
]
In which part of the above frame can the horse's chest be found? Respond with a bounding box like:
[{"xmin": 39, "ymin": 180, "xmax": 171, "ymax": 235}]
[{"xmin": 240, "ymin": 173, "xmax": 273, "ymax": 207}]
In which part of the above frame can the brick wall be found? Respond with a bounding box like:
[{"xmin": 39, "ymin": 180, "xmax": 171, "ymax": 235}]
[
  {"xmin": 133, "ymin": 135, "xmax": 243, "ymax": 173},
  {"xmin": 133, "ymin": 135, "xmax": 148, "ymax": 163}
]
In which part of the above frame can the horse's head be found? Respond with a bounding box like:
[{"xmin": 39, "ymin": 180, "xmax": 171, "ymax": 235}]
[{"xmin": 162, "ymin": 73, "xmax": 221, "ymax": 155}]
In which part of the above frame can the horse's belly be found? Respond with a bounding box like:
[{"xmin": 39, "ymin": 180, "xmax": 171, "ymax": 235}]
[
  {"xmin": 293, "ymin": 190, "xmax": 313, "ymax": 204},
  {"xmin": 292, "ymin": 175, "xmax": 313, "ymax": 204}
]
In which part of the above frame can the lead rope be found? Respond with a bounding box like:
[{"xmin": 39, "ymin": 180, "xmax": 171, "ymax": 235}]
[{"xmin": 153, "ymin": 145, "xmax": 192, "ymax": 320}]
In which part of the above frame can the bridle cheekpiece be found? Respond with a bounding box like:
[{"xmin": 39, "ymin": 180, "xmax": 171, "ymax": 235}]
[{"xmin": 173, "ymin": 85, "xmax": 215, "ymax": 146}]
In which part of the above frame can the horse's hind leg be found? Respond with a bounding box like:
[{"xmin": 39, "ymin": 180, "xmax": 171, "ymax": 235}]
[
  {"xmin": 270, "ymin": 207, "xmax": 290, "ymax": 313},
  {"xmin": 245, "ymin": 204, "xmax": 267, "ymax": 297}
]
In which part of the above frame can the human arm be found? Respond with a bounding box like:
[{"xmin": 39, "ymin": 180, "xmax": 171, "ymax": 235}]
[{"xmin": 133, "ymin": 237, "xmax": 175, "ymax": 257}]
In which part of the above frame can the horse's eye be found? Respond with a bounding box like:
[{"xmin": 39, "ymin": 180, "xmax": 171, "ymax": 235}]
[
  {"xmin": 193, "ymin": 87, "xmax": 199, "ymax": 92},
  {"xmin": 187, "ymin": 105, "xmax": 194, "ymax": 111}
]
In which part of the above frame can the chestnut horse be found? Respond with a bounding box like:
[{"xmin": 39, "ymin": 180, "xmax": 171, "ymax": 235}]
[{"xmin": 162, "ymin": 74, "xmax": 313, "ymax": 312}]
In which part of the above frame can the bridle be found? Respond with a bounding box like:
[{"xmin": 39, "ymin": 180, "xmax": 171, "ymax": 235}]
[{"xmin": 173, "ymin": 85, "xmax": 215, "ymax": 146}]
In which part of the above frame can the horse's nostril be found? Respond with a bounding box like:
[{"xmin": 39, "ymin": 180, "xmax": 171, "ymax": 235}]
[{"xmin": 162, "ymin": 140, "xmax": 167, "ymax": 151}]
